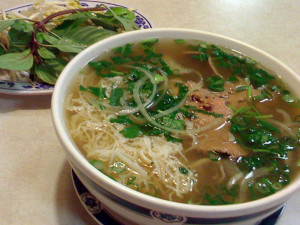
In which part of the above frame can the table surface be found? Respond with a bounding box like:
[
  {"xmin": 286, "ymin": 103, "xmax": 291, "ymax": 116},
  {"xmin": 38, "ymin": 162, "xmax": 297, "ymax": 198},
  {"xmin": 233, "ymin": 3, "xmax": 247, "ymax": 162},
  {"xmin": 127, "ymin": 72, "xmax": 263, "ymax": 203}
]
[{"xmin": 0, "ymin": 0, "xmax": 299, "ymax": 224}]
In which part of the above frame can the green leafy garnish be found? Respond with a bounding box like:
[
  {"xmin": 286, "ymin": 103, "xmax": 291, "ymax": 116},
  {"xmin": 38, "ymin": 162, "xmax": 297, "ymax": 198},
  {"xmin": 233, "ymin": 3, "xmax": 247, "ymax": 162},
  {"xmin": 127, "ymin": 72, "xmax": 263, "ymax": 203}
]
[
  {"xmin": 79, "ymin": 84, "xmax": 107, "ymax": 99},
  {"xmin": 120, "ymin": 125, "xmax": 143, "ymax": 138},
  {"xmin": 0, "ymin": 5, "xmax": 139, "ymax": 84},
  {"xmin": 174, "ymin": 39, "xmax": 186, "ymax": 43},
  {"xmin": 90, "ymin": 159, "xmax": 105, "ymax": 170},
  {"xmin": 110, "ymin": 87, "xmax": 124, "ymax": 106},
  {"xmin": 206, "ymin": 75, "xmax": 225, "ymax": 92},
  {"xmin": 164, "ymin": 134, "xmax": 183, "ymax": 142},
  {"xmin": 179, "ymin": 166, "xmax": 188, "ymax": 174},
  {"xmin": 46, "ymin": 26, "xmax": 116, "ymax": 53},
  {"xmin": 209, "ymin": 151, "xmax": 221, "ymax": 161},
  {"xmin": 201, "ymin": 184, "xmax": 239, "ymax": 205},
  {"xmin": 0, "ymin": 49, "xmax": 33, "ymax": 70},
  {"xmin": 127, "ymin": 176, "xmax": 139, "ymax": 191},
  {"xmin": 110, "ymin": 115, "xmax": 133, "ymax": 124}
]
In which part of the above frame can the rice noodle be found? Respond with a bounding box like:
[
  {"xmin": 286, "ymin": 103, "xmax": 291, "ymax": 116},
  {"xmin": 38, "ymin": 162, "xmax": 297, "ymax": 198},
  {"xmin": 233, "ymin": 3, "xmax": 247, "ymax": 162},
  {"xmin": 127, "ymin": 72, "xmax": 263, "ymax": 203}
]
[
  {"xmin": 66, "ymin": 72, "xmax": 197, "ymax": 198},
  {"xmin": 238, "ymin": 167, "xmax": 270, "ymax": 203},
  {"xmin": 266, "ymin": 119, "xmax": 296, "ymax": 137},
  {"xmin": 227, "ymin": 172, "xmax": 244, "ymax": 189},
  {"xmin": 276, "ymin": 108, "xmax": 292, "ymax": 125},
  {"xmin": 208, "ymin": 57, "xmax": 223, "ymax": 77}
]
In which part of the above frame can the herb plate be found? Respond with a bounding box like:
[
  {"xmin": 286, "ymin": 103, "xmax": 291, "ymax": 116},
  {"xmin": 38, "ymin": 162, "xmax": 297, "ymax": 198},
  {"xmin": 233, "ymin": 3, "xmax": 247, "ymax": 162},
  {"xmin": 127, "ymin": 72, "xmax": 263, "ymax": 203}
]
[
  {"xmin": 71, "ymin": 169, "xmax": 285, "ymax": 225},
  {"xmin": 0, "ymin": 1, "xmax": 153, "ymax": 95}
]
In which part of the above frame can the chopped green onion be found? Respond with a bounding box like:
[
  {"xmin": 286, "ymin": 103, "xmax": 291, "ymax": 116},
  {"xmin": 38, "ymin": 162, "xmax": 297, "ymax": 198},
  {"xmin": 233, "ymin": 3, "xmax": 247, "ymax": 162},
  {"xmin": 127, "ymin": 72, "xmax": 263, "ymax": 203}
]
[
  {"xmin": 89, "ymin": 159, "xmax": 105, "ymax": 170},
  {"xmin": 174, "ymin": 39, "xmax": 186, "ymax": 43},
  {"xmin": 154, "ymin": 74, "xmax": 164, "ymax": 83},
  {"xmin": 179, "ymin": 166, "xmax": 188, "ymax": 174},
  {"xmin": 127, "ymin": 176, "xmax": 139, "ymax": 191},
  {"xmin": 209, "ymin": 151, "xmax": 221, "ymax": 161}
]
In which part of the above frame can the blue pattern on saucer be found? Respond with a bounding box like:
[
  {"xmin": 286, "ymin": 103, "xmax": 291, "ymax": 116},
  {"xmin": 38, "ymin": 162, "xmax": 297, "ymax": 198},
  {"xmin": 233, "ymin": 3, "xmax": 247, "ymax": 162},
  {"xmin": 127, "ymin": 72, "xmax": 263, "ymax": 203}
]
[
  {"xmin": 71, "ymin": 169, "xmax": 285, "ymax": 225},
  {"xmin": 72, "ymin": 170, "xmax": 121, "ymax": 225}
]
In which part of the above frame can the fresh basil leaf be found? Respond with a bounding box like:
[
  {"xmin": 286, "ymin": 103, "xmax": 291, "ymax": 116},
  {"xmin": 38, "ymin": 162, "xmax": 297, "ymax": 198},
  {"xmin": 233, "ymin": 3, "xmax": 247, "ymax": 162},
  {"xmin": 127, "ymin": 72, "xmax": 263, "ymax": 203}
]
[
  {"xmin": 41, "ymin": 33, "xmax": 60, "ymax": 45},
  {"xmin": 107, "ymin": 7, "xmax": 136, "ymax": 20},
  {"xmin": 0, "ymin": 19, "xmax": 15, "ymax": 32},
  {"xmin": 45, "ymin": 58, "xmax": 68, "ymax": 73},
  {"xmin": 0, "ymin": 49, "xmax": 33, "ymax": 70},
  {"xmin": 11, "ymin": 20, "xmax": 34, "ymax": 33},
  {"xmin": 48, "ymin": 26, "xmax": 116, "ymax": 53},
  {"xmin": 8, "ymin": 26, "xmax": 32, "ymax": 47},
  {"xmin": 37, "ymin": 47, "xmax": 56, "ymax": 59},
  {"xmin": 104, "ymin": 6, "xmax": 138, "ymax": 31},
  {"xmin": 52, "ymin": 18, "xmax": 88, "ymax": 36},
  {"xmin": 110, "ymin": 87, "xmax": 124, "ymax": 106},
  {"xmin": 0, "ymin": 45, "xmax": 6, "ymax": 56},
  {"xmin": 57, "ymin": 11, "xmax": 97, "ymax": 21},
  {"xmin": 34, "ymin": 58, "xmax": 67, "ymax": 84},
  {"xmin": 34, "ymin": 64, "xmax": 57, "ymax": 84}
]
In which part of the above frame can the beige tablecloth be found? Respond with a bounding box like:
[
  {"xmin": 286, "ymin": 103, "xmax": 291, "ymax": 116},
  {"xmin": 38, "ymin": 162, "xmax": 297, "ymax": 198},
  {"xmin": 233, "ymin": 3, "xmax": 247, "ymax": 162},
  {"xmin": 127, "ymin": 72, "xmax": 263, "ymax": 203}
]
[{"xmin": 0, "ymin": 0, "xmax": 299, "ymax": 224}]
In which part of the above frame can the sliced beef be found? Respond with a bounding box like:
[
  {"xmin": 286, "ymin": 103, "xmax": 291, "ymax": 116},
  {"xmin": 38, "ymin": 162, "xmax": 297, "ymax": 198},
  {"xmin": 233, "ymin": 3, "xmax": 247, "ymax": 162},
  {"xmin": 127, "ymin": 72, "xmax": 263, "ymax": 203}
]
[{"xmin": 185, "ymin": 81, "xmax": 251, "ymax": 157}]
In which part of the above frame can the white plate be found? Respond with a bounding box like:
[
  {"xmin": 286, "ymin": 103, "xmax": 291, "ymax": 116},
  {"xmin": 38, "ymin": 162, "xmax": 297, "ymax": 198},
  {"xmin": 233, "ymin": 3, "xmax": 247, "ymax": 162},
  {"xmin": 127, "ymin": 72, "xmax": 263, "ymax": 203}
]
[{"xmin": 0, "ymin": 0, "xmax": 153, "ymax": 95}]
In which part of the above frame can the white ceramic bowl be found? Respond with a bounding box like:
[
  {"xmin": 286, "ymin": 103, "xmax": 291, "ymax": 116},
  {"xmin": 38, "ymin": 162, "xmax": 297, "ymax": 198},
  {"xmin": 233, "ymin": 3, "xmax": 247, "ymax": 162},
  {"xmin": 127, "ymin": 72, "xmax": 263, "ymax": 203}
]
[{"xmin": 52, "ymin": 28, "xmax": 300, "ymax": 225}]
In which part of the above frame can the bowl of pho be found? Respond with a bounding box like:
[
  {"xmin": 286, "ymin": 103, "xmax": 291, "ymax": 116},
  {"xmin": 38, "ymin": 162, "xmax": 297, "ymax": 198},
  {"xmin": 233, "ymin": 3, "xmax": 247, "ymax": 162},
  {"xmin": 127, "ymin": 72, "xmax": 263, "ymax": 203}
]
[{"xmin": 52, "ymin": 28, "xmax": 300, "ymax": 225}]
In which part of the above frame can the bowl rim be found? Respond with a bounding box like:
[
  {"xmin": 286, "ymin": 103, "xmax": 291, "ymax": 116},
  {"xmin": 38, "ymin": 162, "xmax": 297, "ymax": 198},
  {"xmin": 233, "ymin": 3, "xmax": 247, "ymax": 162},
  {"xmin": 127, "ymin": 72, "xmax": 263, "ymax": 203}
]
[{"xmin": 52, "ymin": 28, "xmax": 300, "ymax": 217}]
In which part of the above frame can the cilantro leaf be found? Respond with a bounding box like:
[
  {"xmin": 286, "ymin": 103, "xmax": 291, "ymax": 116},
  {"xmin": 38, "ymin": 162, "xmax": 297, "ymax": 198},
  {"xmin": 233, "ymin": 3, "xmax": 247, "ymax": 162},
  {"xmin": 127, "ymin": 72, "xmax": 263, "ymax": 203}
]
[
  {"xmin": 206, "ymin": 75, "xmax": 225, "ymax": 92},
  {"xmin": 162, "ymin": 116, "xmax": 185, "ymax": 130},
  {"xmin": 110, "ymin": 87, "xmax": 124, "ymax": 106},
  {"xmin": 175, "ymin": 83, "xmax": 189, "ymax": 99},
  {"xmin": 164, "ymin": 134, "xmax": 183, "ymax": 142},
  {"xmin": 120, "ymin": 125, "xmax": 143, "ymax": 138},
  {"xmin": 79, "ymin": 84, "xmax": 107, "ymax": 98},
  {"xmin": 110, "ymin": 115, "xmax": 133, "ymax": 124}
]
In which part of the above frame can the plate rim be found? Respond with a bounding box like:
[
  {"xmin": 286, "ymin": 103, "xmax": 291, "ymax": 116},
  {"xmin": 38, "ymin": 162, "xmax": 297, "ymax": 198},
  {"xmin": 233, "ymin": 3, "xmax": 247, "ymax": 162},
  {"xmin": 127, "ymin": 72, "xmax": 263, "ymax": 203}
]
[{"xmin": 71, "ymin": 169, "xmax": 124, "ymax": 225}]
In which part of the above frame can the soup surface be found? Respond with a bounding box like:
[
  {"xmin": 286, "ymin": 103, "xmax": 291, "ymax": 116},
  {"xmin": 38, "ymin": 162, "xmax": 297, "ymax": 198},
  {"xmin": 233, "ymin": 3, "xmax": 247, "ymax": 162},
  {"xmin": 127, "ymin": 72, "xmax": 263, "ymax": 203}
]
[{"xmin": 65, "ymin": 39, "xmax": 300, "ymax": 205}]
